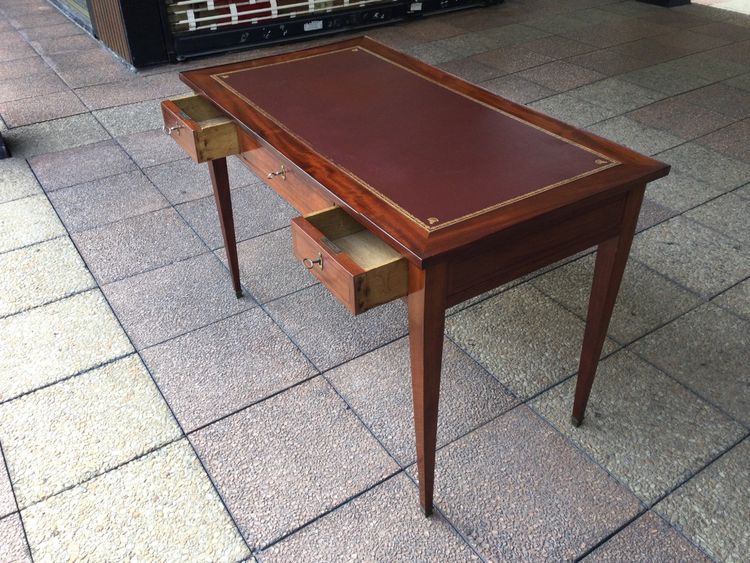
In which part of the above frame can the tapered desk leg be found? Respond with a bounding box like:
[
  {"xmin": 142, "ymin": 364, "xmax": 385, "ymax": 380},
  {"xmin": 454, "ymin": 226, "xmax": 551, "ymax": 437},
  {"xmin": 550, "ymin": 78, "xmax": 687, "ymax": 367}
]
[
  {"xmin": 408, "ymin": 262, "xmax": 448, "ymax": 516},
  {"xmin": 572, "ymin": 186, "xmax": 645, "ymax": 426},
  {"xmin": 208, "ymin": 157, "xmax": 242, "ymax": 298}
]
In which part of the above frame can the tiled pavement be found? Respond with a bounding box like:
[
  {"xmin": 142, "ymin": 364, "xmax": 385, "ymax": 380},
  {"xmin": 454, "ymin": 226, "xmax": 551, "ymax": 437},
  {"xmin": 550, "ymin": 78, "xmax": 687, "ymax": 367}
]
[{"xmin": 0, "ymin": 0, "xmax": 748, "ymax": 560}]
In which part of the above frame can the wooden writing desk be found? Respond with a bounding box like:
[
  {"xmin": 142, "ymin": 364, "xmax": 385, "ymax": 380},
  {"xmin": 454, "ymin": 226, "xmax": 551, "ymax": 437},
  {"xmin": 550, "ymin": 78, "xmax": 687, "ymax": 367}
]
[{"xmin": 161, "ymin": 37, "xmax": 669, "ymax": 516}]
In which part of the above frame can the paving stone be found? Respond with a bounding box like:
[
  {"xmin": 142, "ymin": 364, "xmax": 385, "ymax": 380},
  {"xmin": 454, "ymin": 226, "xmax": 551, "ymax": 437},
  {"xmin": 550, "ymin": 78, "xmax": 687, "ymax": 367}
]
[
  {"xmin": 0, "ymin": 194, "xmax": 64, "ymax": 253},
  {"xmin": 471, "ymin": 44, "xmax": 554, "ymax": 74},
  {"xmin": 636, "ymin": 196, "xmax": 678, "ymax": 232},
  {"xmin": 19, "ymin": 21, "xmax": 84, "ymax": 40},
  {"xmin": 529, "ymin": 93, "xmax": 619, "ymax": 128},
  {"xmin": 28, "ymin": 33, "xmax": 97, "ymax": 56},
  {"xmin": 404, "ymin": 42, "xmax": 460, "ymax": 65},
  {"xmin": 2, "ymin": 113, "xmax": 110, "ymax": 158},
  {"xmin": 533, "ymin": 350, "xmax": 744, "ymax": 504},
  {"xmin": 72, "ymin": 207, "xmax": 206, "ymax": 284},
  {"xmin": 177, "ymin": 183, "xmax": 295, "ymax": 249},
  {"xmin": 676, "ymin": 82, "xmax": 750, "ymax": 120},
  {"xmin": 145, "ymin": 157, "xmax": 261, "ymax": 205},
  {"xmin": 657, "ymin": 439, "xmax": 750, "ymax": 563},
  {"xmin": 0, "ymin": 451, "xmax": 14, "ymax": 518},
  {"xmin": 143, "ymin": 309, "xmax": 316, "ymax": 432},
  {"xmin": 632, "ymin": 216, "xmax": 750, "ymax": 297},
  {"xmin": 8, "ymin": 10, "xmax": 68, "ymax": 29},
  {"xmin": 422, "ymin": 406, "xmax": 642, "ymax": 562},
  {"xmin": 0, "ymin": 290, "xmax": 133, "ymax": 401},
  {"xmin": 0, "ymin": 55, "xmax": 49, "ymax": 81},
  {"xmin": 666, "ymin": 51, "xmax": 749, "ymax": 83},
  {"xmin": 620, "ymin": 63, "xmax": 712, "ymax": 97},
  {"xmin": 265, "ymin": 283, "xmax": 408, "ymax": 371},
  {"xmin": 524, "ymin": 14, "xmax": 592, "ymax": 35},
  {"xmin": 0, "ymin": 237, "xmax": 94, "ymax": 318},
  {"xmin": 660, "ymin": 142, "xmax": 750, "ymax": 191},
  {"xmin": 566, "ymin": 48, "xmax": 650, "ymax": 77},
  {"xmin": 93, "ymin": 99, "xmax": 164, "ymax": 137},
  {"xmin": 726, "ymin": 72, "xmax": 750, "ymax": 92},
  {"xmin": 561, "ymin": 21, "xmax": 666, "ymax": 49},
  {"xmin": 696, "ymin": 118, "xmax": 750, "ymax": 163},
  {"xmin": 691, "ymin": 20, "xmax": 750, "ymax": 41},
  {"xmin": 0, "ymin": 355, "xmax": 180, "ymax": 507},
  {"xmin": 437, "ymin": 57, "xmax": 505, "ymax": 84},
  {"xmin": 588, "ymin": 116, "xmax": 683, "ymax": 156},
  {"xmin": 0, "ymin": 89, "xmax": 87, "ymax": 128},
  {"xmin": 632, "ymin": 304, "xmax": 750, "ymax": 426},
  {"xmin": 431, "ymin": 33, "xmax": 493, "ymax": 58},
  {"xmin": 518, "ymin": 61, "xmax": 606, "ymax": 92},
  {"xmin": 102, "ymin": 252, "xmax": 254, "ymax": 349},
  {"xmin": 532, "ymin": 254, "xmax": 701, "ymax": 345},
  {"xmin": 0, "ymin": 158, "xmax": 40, "ymax": 203},
  {"xmin": 258, "ymin": 474, "xmax": 476, "ymax": 562},
  {"xmin": 216, "ymin": 227, "xmax": 316, "ymax": 303},
  {"xmin": 116, "ymin": 128, "xmax": 187, "ymax": 168},
  {"xmin": 627, "ymin": 97, "xmax": 734, "ymax": 141},
  {"xmin": 28, "ymin": 139, "xmax": 137, "ymax": 191},
  {"xmin": 21, "ymin": 440, "xmax": 250, "ymax": 562},
  {"xmin": 570, "ymin": 78, "xmax": 665, "ymax": 114},
  {"xmin": 645, "ymin": 169, "xmax": 726, "ymax": 212},
  {"xmin": 191, "ymin": 378, "xmax": 398, "ymax": 548},
  {"xmin": 447, "ymin": 285, "xmax": 618, "ymax": 399},
  {"xmin": 328, "ymin": 336, "xmax": 515, "ymax": 466},
  {"xmin": 75, "ymin": 72, "xmax": 189, "ymax": 110},
  {"xmin": 478, "ymin": 74, "xmax": 555, "ymax": 104},
  {"xmin": 45, "ymin": 48, "xmax": 135, "ymax": 89},
  {"xmin": 401, "ymin": 18, "xmax": 464, "ymax": 42},
  {"xmin": 0, "ymin": 514, "xmax": 31, "ymax": 562},
  {"xmin": 584, "ymin": 511, "xmax": 711, "ymax": 562},
  {"xmin": 713, "ymin": 277, "xmax": 750, "ymax": 320},
  {"xmin": 519, "ymin": 35, "xmax": 596, "ymax": 59},
  {"xmin": 685, "ymin": 192, "xmax": 750, "ymax": 245}
]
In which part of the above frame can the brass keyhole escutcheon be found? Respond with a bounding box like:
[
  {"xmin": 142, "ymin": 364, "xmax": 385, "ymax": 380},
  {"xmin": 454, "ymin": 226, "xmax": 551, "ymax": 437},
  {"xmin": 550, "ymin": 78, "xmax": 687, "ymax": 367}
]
[
  {"xmin": 303, "ymin": 253, "xmax": 323, "ymax": 270},
  {"xmin": 267, "ymin": 164, "xmax": 287, "ymax": 181}
]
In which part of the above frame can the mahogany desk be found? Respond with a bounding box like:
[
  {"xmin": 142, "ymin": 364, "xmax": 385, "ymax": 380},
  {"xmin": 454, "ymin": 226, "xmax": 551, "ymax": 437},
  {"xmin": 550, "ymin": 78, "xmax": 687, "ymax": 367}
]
[{"xmin": 161, "ymin": 37, "xmax": 669, "ymax": 516}]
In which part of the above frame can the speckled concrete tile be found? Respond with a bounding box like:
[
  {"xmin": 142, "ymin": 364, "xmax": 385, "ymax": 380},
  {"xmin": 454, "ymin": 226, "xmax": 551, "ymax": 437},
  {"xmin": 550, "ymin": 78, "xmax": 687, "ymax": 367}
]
[
  {"xmin": 27, "ymin": 32, "xmax": 95, "ymax": 55},
  {"xmin": 519, "ymin": 35, "xmax": 596, "ymax": 59},
  {"xmin": 401, "ymin": 18, "xmax": 464, "ymax": 42},
  {"xmin": 3, "ymin": 113, "xmax": 110, "ymax": 158},
  {"xmin": 403, "ymin": 42, "xmax": 459, "ymax": 65},
  {"xmin": 0, "ymin": 89, "xmax": 87, "ymax": 127},
  {"xmin": 627, "ymin": 97, "xmax": 734, "ymax": 141},
  {"xmin": 18, "ymin": 21, "xmax": 83, "ymax": 41},
  {"xmin": 265, "ymin": 283, "xmax": 408, "ymax": 371},
  {"xmin": 0, "ymin": 56, "xmax": 49, "ymax": 82},
  {"xmin": 636, "ymin": 196, "xmax": 678, "ymax": 232},
  {"xmin": 529, "ymin": 93, "xmax": 619, "ymax": 128},
  {"xmin": 632, "ymin": 303, "xmax": 750, "ymax": 426},
  {"xmin": 71, "ymin": 208, "xmax": 206, "ymax": 284},
  {"xmin": 657, "ymin": 143, "xmax": 750, "ymax": 191},
  {"xmin": 92, "ymin": 99, "xmax": 164, "ymax": 137},
  {"xmin": 727, "ymin": 72, "xmax": 750, "ymax": 93},
  {"xmin": 216, "ymin": 227, "xmax": 316, "ymax": 303},
  {"xmin": 102, "ymin": 252, "xmax": 254, "ymax": 349},
  {"xmin": 8, "ymin": 10, "xmax": 68, "ymax": 29},
  {"xmin": 0, "ymin": 514, "xmax": 31, "ymax": 562},
  {"xmin": 471, "ymin": 44, "xmax": 554, "ymax": 74},
  {"xmin": 44, "ymin": 49, "xmax": 135, "ymax": 89},
  {"xmin": 258, "ymin": 474, "xmax": 476, "ymax": 562},
  {"xmin": 714, "ymin": 278, "xmax": 750, "ymax": 320},
  {"xmin": 28, "ymin": 139, "xmax": 137, "ymax": 192},
  {"xmin": 116, "ymin": 129, "xmax": 187, "ymax": 168},
  {"xmin": 0, "ymin": 68, "xmax": 64, "ymax": 101},
  {"xmin": 447, "ymin": 285, "xmax": 618, "ymax": 399},
  {"xmin": 0, "ymin": 194, "xmax": 64, "ymax": 253},
  {"xmin": 0, "ymin": 451, "xmax": 14, "ymax": 518},
  {"xmin": 533, "ymin": 350, "xmax": 745, "ymax": 504},
  {"xmin": 0, "ymin": 290, "xmax": 133, "ymax": 401},
  {"xmin": 75, "ymin": 73, "xmax": 189, "ymax": 110},
  {"xmin": 143, "ymin": 309, "xmax": 316, "ymax": 431},
  {"xmin": 21, "ymin": 440, "xmax": 250, "ymax": 562},
  {"xmin": 631, "ymin": 216, "xmax": 750, "ymax": 297},
  {"xmin": 570, "ymin": 78, "xmax": 665, "ymax": 113},
  {"xmin": 191, "ymin": 378, "xmax": 398, "ymax": 549},
  {"xmin": 657, "ymin": 439, "xmax": 750, "ymax": 562},
  {"xmin": 676, "ymin": 82, "xmax": 750, "ymax": 120},
  {"xmin": 423, "ymin": 406, "xmax": 642, "ymax": 562},
  {"xmin": 645, "ymin": 169, "xmax": 727, "ymax": 212},
  {"xmin": 0, "ymin": 355, "xmax": 181, "ymax": 507},
  {"xmin": 328, "ymin": 336, "xmax": 515, "ymax": 466},
  {"xmin": 437, "ymin": 57, "xmax": 505, "ymax": 84},
  {"xmin": 0, "ymin": 158, "xmax": 40, "ymax": 203},
  {"xmin": 430, "ymin": 33, "xmax": 492, "ymax": 58},
  {"xmin": 177, "ymin": 184, "xmax": 295, "ymax": 249},
  {"xmin": 476, "ymin": 23, "xmax": 550, "ymax": 47},
  {"xmin": 518, "ymin": 61, "xmax": 606, "ymax": 92},
  {"xmin": 588, "ymin": 116, "xmax": 683, "ymax": 156},
  {"xmin": 0, "ymin": 237, "xmax": 94, "ymax": 317},
  {"xmin": 621, "ymin": 63, "xmax": 713, "ymax": 96},
  {"xmin": 49, "ymin": 170, "xmax": 168, "ymax": 233},
  {"xmin": 478, "ymin": 74, "xmax": 555, "ymax": 104},
  {"xmin": 584, "ymin": 511, "xmax": 711, "ymax": 562},
  {"xmin": 567, "ymin": 48, "xmax": 650, "ymax": 77},
  {"xmin": 0, "ymin": 31, "xmax": 37, "ymax": 62},
  {"xmin": 685, "ymin": 192, "xmax": 749, "ymax": 245},
  {"xmin": 696, "ymin": 118, "xmax": 750, "ymax": 163},
  {"xmin": 145, "ymin": 157, "xmax": 261, "ymax": 205},
  {"xmin": 532, "ymin": 254, "xmax": 701, "ymax": 344}
]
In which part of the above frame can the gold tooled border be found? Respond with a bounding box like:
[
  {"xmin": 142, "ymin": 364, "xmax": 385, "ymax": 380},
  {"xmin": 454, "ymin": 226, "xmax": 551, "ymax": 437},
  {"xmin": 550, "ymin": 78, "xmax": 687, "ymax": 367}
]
[{"xmin": 211, "ymin": 46, "xmax": 621, "ymax": 231}]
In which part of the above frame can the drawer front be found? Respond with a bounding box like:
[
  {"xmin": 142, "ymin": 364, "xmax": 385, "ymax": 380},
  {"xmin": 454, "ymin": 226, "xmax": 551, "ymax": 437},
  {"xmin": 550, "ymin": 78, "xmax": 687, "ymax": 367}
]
[
  {"xmin": 291, "ymin": 208, "xmax": 408, "ymax": 315},
  {"xmin": 161, "ymin": 96, "xmax": 239, "ymax": 163},
  {"xmin": 239, "ymin": 131, "xmax": 333, "ymax": 215}
]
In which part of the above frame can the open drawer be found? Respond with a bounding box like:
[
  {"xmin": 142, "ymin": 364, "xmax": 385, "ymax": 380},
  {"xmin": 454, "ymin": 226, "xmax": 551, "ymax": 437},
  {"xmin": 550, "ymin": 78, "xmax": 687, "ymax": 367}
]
[
  {"xmin": 291, "ymin": 207, "xmax": 408, "ymax": 315},
  {"xmin": 161, "ymin": 94, "xmax": 239, "ymax": 163}
]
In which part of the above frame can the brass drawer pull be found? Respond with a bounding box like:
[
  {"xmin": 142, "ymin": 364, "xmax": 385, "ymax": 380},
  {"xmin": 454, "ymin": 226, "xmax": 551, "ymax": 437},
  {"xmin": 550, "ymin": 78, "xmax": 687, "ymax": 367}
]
[
  {"xmin": 303, "ymin": 253, "xmax": 323, "ymax": 270},
  {"xmin": 267, "ymin": 164, "xmax": 287, "ymax": 181},
  {"xmin": 163, "ymin": 125, "xmax": 183, "ymax": 135}
]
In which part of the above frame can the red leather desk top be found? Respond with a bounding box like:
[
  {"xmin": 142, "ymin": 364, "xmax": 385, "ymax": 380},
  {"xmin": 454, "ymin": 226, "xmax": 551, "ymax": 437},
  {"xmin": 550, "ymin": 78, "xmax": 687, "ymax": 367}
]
[{"xmin": 212, "ymin": 46, "xmax": 618, "ymax": 231}]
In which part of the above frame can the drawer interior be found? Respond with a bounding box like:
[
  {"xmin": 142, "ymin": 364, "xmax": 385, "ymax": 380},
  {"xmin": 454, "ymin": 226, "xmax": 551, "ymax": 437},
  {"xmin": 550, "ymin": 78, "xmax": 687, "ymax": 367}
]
[{"xmin": 170, "ymin": 94, "xmax": 229, "ymax": 127}]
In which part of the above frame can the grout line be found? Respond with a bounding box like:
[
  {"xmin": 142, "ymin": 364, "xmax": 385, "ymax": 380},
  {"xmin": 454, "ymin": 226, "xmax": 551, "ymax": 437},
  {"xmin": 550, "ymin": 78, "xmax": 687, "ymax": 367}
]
[{"xmin": 0, "ymin": 440, "xmax": 35, "ymax": 562}]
